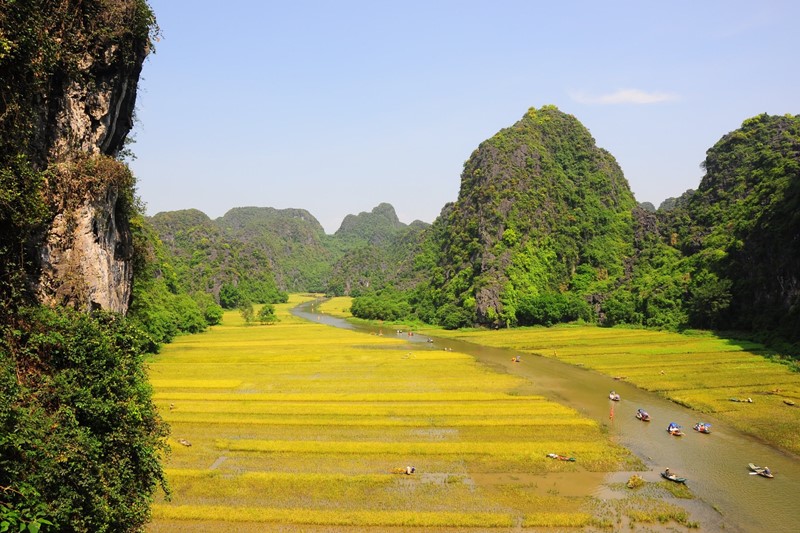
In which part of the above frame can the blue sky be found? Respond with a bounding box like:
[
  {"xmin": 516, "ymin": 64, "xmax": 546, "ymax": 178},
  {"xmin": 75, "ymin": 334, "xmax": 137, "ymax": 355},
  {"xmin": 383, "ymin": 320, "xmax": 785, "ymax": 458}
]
[{"xmin": 130, "ymin": 1, "xmax": 799, "ymax": 234}]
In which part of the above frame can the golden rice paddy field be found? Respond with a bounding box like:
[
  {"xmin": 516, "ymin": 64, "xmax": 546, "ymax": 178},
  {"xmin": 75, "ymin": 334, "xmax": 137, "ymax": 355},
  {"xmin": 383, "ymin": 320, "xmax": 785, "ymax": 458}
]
[
  {"xmin": 146, "ymin": 295, "xmax": 695, "ymax": 531},
  {"xmin": 407, "ymin": 318, "xmax": 800, "ymax": 457}
]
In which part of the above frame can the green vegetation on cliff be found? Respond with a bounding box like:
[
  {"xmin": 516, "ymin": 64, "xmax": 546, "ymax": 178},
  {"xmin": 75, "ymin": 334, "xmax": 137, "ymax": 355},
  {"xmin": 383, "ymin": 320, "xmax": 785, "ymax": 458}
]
[
  {"xmin": 1, "ymin": 2, "xmax": 171, "ymax": 531},
  {"xmin": 664, "ymin": 113, "xmax": 800, "ymax": 342},
  {"xmin": 345, "ymin": 109, "xmax": 799, "ymax": 352},
  {"xmin": 148, "ymin": 203, "xmax": 430, "ymax": 303},
  {"xmin": 142, "ymin": 107, "xmax": 798, "ymax": 353},
  {"xmin": 415, "ymin": 106, "xmax": 637, "ymax": 328},
  {"xmin": 149, "ymin": 209, "xmax": 289, "ymax": 306}
]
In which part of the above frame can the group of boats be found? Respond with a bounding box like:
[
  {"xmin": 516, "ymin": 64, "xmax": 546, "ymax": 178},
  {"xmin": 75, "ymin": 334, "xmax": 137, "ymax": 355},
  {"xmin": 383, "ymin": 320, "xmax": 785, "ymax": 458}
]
[{"xmin": 611, "ymin": 392, "xmax": 774, "ymax": 481}]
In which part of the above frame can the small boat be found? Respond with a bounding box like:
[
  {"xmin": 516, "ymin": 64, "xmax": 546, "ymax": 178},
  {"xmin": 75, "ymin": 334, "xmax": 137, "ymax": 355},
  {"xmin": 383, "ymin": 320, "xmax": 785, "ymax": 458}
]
[
  {"xmin": 546, "ymin": 453, "xmax": 576, "ymax": 462},
  {"xmin": 729, "ymin": 397, "xmax": 753, "ymax": 403},
  {"xmin": 636, "ymin": 408, "xmax": 651, "ymax": 421},
  {"xmin": 661, "ymin": 470, "xmax": 687, "ymax": 484},
  {"xmin": 693, "ymin": 422, "xmax": 711, "ymax": 434},
  {"xmin": 667, "ymin": 422, "xmax": 684, "ymax": 436},
  {"xmin": 609, "ymin": 391, "xmax": 621, "ymax": 401},
  {"xmin": 748, "ymin": 463, "xmax": 774, "ymax": 478},
  {"xmin": 784, "ymin": 399, "xmax": 796, "ymax": 406}
]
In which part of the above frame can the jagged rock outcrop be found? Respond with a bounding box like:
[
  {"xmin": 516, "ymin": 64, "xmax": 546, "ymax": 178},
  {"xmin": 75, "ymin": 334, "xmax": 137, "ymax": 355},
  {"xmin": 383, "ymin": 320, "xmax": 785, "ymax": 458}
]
[
  {"xmin": 0, "ymin": 1, "xmax": 154, "ymax": 314},
  {"xmin": 37, "ymin": 158, "xmax": 136, "ymax": 312},
  {"xmin": 334, "ymin": 202, "xmax": 406, "ymax": 246}
]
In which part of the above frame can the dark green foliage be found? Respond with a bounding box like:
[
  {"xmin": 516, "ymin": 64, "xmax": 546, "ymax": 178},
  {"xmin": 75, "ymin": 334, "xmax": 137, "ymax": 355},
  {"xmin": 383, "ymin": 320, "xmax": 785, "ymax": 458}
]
[
  {"xmin": 149, "ymin": 209, "xmax": 288, "ymax": 306},
  {"xmin": 612, "ymin": 207, "xmax": 692, "ymax": 330},
  {"xmin": 663, "ymin": 113, "xmax": 800, "ymax": 343},
  {"xmin": 216, "ymin": 207, "xmax": 332, "ymax": 292},
  {"xmin": 0, "ymin": 2, "xmax": 170, "ymax": 530},
  {"xmin": 238, "ymin": 299, "xmax": 254, "ymax": 324},
  {"xmin": 0, "ymin": 484, "xmax": 53, "ymax": 533},
  {"xmin": 516, "ymin": 293, "xmax": 592, "ymax": 327},
  {"xmin": 149, "ymin": 204, "xmax": 428, "ymax": 304},
  {"xmin": 128, "ymin": 215, "xmax": 210, "ymax": 349},
  {"xmin": 435, "ymin": 302, "xmax": 474, "ymax": 330},
  {"xmin": 687, "ymin": 269, "xmax": 732, "ymax": 329},
  {"xmin": 326, "ymin": 219, "xmax": 429, "ymax": 297},
  {"xmin": 257, "ymin": 303, "xmax": 278, "ymax": 324},
  {"xmin": 421, "ymin": 106, "xmax": 637, "ymax": 326},
  {"xmin": 0, "ymin": 307, "xmax": 169, "ymax": 532},
  {"xmin": 333, "ymin": 203, "xmax": 405, "ymax": 246},
  {"xmin": 0, "ymin": 157, "xmax": 49, "ymax": 316},
  {"xmin": 350, "ymin": 289, "xmax": 412, "ymax": 321},
  {"xmin": 192, "ymin": 292, "xmax": 223, "ymax": 325},
  {"xmin": 219, "ymin": 282, "xmax": 242, "ymax": 309},
  {"xmin": 658, "ymin": 191, "xmax": 693, "ymax": 212}
]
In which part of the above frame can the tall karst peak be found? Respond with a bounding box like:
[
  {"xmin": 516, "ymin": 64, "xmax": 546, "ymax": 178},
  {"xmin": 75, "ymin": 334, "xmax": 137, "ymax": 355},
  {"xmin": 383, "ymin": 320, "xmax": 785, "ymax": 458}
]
[{"xmin": 428, "ymin": 105, "xmax": 637, "ymax": 326}]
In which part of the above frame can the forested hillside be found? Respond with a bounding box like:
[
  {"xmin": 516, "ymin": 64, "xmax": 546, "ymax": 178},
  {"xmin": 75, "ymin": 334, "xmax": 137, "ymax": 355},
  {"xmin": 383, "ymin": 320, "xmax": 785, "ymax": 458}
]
[
  {"xmin": 217, "ymin": 206, "xmax": 331, "ymax": 291},
  {"xmin": 149, "ymin": 203, "xmax": 429, "ymax": 301},
  {"xmin": 353, "ymin": 108, "xmax": 798, "ymax": 350},
  {"xmin": 662, "ymin": 113, "xmax": 800, "ymax": 342},
  {"xmin": 149, "ymin": 208, "xmax": 289, "ymax": 305},
  {"xmin": 146, "ymin": 108, "xmax": 799, "ymax": 351},
  {"xmin": 412, "ymin": 106, "xmax": 637, "ymax": 328}
]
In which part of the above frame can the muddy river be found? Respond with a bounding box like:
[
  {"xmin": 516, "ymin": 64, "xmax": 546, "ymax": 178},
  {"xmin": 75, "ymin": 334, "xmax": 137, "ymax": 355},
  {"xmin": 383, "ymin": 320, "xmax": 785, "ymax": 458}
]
[{"xmin": 292, "ymin": 303, "xmax": 799, "ymax": 532}]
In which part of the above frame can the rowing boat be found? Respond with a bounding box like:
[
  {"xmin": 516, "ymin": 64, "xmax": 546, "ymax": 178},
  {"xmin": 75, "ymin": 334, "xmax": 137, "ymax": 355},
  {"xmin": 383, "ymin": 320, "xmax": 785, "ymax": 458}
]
[{"xmin": 748, "ymin": 463, "xmax": 774, "ymax": 478}]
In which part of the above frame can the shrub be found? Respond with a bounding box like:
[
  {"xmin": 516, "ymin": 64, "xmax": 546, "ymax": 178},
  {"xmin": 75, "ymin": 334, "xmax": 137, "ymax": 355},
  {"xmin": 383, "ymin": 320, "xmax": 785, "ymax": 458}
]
[{"xmin": 0, "ymin": 307, "xmax": 169, "ymax": 532}]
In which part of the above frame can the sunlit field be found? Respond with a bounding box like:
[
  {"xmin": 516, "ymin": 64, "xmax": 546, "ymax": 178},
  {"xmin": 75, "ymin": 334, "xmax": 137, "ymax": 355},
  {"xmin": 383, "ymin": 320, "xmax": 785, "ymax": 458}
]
[
  {"xmin": 413, "ymin": 321, "xmax": 800, "ymax": 456},
  {"xmin": 146, "ymin": 295, "xmax": 694, "ymax": 531}
]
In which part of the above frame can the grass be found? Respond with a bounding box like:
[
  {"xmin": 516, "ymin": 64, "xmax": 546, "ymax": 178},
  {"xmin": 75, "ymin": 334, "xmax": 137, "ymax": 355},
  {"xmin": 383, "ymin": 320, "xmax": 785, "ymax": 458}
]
[{"xmin": 146, "ymin": 294, "xmax": 692, "ymax": 530}]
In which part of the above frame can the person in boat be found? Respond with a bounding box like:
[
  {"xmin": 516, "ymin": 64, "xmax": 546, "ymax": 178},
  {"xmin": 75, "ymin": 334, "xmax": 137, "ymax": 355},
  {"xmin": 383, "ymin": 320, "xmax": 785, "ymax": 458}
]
[
  {"xmin": 763, "ymin": 467, "xmax": 771, "ymax": 476},
  {"xmin": 664, "ymin": 467, "xmax": 670, "ymax": 476}
]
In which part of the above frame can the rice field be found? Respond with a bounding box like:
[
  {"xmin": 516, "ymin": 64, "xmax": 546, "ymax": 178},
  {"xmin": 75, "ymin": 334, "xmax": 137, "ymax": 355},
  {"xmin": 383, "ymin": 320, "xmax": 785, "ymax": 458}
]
[
  {"xmin": 145, "ymin": 295, "xmax": 693, "ymax": 531},
  {"xmin": 415, "ymin": 321, "xmax": 800, "ymax": 456}
]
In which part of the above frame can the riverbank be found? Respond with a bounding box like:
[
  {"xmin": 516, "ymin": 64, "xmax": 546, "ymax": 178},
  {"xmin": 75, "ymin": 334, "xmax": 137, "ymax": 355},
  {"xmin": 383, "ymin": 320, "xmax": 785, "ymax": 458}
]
[{"xmin": 318, "ymin": 297, "xmax": 800, "ymax": 457}]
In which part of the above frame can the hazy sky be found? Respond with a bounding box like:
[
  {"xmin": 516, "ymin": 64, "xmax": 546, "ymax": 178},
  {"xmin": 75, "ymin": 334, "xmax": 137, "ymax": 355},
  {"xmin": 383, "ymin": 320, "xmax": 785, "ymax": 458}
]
[{"xmin": 130, "ymin": 0, "xmax": 799, "ymax": 234}]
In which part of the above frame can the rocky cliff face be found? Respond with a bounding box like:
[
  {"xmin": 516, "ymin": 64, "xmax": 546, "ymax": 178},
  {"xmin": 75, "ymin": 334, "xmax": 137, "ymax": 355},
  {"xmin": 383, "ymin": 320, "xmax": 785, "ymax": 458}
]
[
  {"xmin": 36, "ymin": 159, "xmax": 136, "ymax": 312},
  {"xmin": 0, "ymin": 1, "xmax": 154, "ymax": 314}
]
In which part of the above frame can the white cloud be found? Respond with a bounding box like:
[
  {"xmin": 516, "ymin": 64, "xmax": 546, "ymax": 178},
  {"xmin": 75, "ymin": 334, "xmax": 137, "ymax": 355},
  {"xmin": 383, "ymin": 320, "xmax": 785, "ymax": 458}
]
[{"xmin": 570, "ymin": 88, "xmax": 679, "ymax": 105}]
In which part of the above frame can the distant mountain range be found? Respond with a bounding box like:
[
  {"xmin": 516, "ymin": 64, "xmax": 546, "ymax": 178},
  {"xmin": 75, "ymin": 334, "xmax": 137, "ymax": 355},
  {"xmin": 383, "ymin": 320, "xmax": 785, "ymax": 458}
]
[{"xmin": 148, "ymin": 107, "xmax": 800, "ymax": 344}]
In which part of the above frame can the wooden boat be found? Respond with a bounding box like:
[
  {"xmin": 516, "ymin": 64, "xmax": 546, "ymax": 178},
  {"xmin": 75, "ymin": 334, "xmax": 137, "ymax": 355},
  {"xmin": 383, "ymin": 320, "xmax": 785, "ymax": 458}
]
[
  {"xmin": 748, "ymin": 463, "xmax": 774, "ymax": 478},
  {"xmin": 667, "ymin": 423, "xmax": 684, "ymax": 436},
  {"xmin": 661, "ymin": 471, "xmax": 687, "ymax": 484},
  {"xmin": 609, "ymin": 391, "xmax": 621, "ymax": 401},
  {"xmin": 693, "ymin": 422, "xmax": 711, "ymax": 434},
  {"xmin": 635, "ymin": 409, "xmax": 651, "ymax": 421},
  {"xmin": 546, "ymin": 453, "xmax": 576, "ymax": 462}
]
